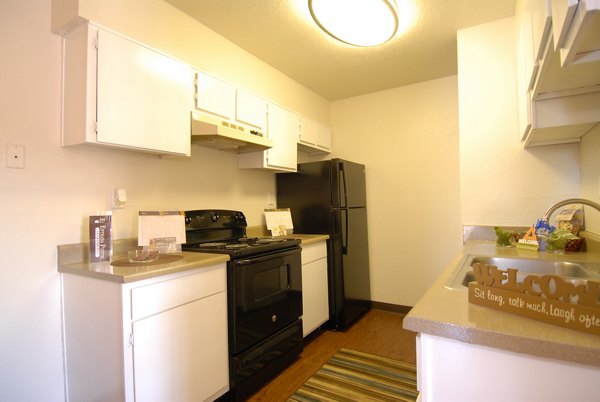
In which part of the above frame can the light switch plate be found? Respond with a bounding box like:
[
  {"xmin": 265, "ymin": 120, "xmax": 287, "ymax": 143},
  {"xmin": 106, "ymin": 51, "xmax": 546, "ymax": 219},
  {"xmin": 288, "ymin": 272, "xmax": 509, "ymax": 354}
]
[{"xmin": 6, "ymin": 144, "xmax": 25, "ymax": 169}]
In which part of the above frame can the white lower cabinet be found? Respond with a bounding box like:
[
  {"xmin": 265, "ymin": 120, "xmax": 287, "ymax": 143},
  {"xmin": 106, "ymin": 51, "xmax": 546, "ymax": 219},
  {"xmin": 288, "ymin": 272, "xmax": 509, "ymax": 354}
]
[
  {"xmin": 301, "ymin": 241, "xmax": 329, "ymax": 337},
  {"xmin": 61, "ymin": 263, "xmax": 229, "ymax": 402},
  {"xmin": 416, "ymin": 333, "xmax": 600, "ymax": 402}
]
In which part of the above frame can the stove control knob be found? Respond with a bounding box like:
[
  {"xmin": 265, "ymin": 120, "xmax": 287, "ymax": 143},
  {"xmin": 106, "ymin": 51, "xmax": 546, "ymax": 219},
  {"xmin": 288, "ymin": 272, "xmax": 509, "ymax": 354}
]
[
  {"xmin": 211, "ymin": 214, "xmax": 219, "ymax": 222},
  {"xmin": 272, "ymin": 314, "xmax": 277, "ymax": 323}
]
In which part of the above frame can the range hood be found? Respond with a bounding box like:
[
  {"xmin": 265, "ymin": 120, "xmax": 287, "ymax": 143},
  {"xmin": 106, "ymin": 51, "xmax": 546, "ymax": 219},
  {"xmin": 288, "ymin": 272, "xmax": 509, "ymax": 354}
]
[{"xmin": 190, "ymin": 111, "xmax": 273, "ymax": 153}]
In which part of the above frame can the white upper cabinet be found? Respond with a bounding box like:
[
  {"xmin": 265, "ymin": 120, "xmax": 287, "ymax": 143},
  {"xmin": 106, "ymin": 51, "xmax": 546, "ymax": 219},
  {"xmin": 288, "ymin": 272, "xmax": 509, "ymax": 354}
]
[
  {"xmin": 194, "ymin": 71, "xmax": 267, "ymax": 135},
  {"xmin": 236, "ymin": 89, "xmax": 268, "ymax": 134},
  {"xmin": 195, "ymin": 72, "xmax": 236, "ymax": 119},
  {"xmin": 531, "ymin": 0, "xmax": 553, "ymax": 62},
  {"xmin": 192, "ymin": 72, "xmax": 271, "ymax": 152},
  {"xmin": 515, "ymin": 0, "xmax": 600, "ymax": 146},
  {"xmin": 552, "ymin": 0, "xmax": 600, "ymax": 66},
  {"xmin": 298, "ymin": 116, "xmax": 331, "ymax": 154},
  {"xmin": 551, "ymin": 0, "xmax": 580, "ymax": 50},
  {"xmin": 62, "ymin": 22, "xmax": 193, "ymax": 156},
  {"xmin": 238, "ymin": 103, "xmax": 299, "ymax": 172}
]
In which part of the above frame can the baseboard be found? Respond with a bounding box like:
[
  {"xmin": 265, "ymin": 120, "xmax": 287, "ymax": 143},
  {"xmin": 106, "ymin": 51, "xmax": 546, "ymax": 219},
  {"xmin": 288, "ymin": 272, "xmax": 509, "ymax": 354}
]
[{"xmin": 371, "ymin": 301, "xmax": 412, "ymax": 315}]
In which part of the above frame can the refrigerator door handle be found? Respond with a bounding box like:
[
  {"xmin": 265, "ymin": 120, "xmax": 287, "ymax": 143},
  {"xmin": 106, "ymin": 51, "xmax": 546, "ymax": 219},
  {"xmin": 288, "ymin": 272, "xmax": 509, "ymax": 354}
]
[
  {"xmin": 342, "ymin": 208, "xmax": 349, "ymax": 255},
  {"xmin": 339, "ymin": 161, "xmax": 350, "ymax": 255},
  {"xmin": 339, "ymin": 161, "xmax": 349, "ymax": 209}
]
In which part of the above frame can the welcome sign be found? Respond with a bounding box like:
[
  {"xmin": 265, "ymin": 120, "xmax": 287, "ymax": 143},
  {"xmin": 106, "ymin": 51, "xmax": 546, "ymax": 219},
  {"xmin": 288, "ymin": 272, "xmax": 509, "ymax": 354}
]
[{"xmin": 468, "ymin": 263, "xmax": 600, "ymax": 336}]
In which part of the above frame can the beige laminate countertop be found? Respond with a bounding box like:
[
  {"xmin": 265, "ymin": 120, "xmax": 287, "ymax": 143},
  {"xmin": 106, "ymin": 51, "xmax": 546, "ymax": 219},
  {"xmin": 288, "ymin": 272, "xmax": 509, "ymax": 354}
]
[
  {"xmin": 57, "ymin": 235, "xmax": 328, "ymax": 284},
  {"xmin": 281, "ymin": 234, "xmax": 329, "ymax": 245},
  {"xmin": 403, "ymin": 241, "xmax": 600, "ymax": 367}
]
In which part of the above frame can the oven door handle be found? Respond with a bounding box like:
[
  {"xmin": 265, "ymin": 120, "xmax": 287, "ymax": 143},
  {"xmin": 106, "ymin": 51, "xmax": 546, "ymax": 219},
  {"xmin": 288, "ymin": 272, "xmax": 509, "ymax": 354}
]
[{"xmin": 234, "ymin": 248, "xmax": 299, "ymax": 265}]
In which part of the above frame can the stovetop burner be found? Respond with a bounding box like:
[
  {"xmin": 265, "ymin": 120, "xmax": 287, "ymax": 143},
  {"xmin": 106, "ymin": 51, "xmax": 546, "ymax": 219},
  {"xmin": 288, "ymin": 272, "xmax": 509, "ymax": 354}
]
[
  {"xmin": 185, "ymin": 236, "xmax": 299, "ymax": 257},
  {"xmin": 181, "ymin": 210, "xmax": 300, "ymax": 257}
]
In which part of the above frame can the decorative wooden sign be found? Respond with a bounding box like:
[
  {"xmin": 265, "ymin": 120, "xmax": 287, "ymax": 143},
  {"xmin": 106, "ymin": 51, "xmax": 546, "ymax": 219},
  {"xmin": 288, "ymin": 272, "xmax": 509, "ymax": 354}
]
[{"xmin": 468, "ymin": 263, "xmax": 600, "ymax": 336}]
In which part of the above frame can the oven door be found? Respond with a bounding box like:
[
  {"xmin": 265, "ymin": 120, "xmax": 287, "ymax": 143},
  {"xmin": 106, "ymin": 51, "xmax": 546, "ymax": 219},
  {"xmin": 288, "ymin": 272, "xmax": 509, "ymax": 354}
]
[{"xmin": 230, "ymin": 247, "xmax": 302, "ymax": 355}]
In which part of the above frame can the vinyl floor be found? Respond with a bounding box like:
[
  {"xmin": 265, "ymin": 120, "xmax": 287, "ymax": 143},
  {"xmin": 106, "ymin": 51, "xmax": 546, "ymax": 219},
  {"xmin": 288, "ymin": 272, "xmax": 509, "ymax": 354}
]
[{"xmin": 247, "ymin": 309, "xmax": 418, "ymax": 402}]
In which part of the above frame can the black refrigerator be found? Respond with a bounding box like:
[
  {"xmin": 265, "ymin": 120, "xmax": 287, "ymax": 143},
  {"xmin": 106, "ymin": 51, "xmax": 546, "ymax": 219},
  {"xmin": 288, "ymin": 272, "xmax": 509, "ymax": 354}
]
[{"xmin": 276, "ymin": 158, "xmax": 371, "ymax": 329}]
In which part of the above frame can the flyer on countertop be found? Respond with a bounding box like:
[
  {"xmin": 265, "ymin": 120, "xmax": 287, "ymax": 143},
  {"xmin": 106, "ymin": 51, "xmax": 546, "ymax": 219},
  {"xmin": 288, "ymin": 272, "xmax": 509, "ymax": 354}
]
[
  {"xmin": 265, "ymin": 208, "xmax": 293, "ymax": 236},
  {"xmin": 138, "ymin": 211, "xmax": 186, "ymax": 248}
]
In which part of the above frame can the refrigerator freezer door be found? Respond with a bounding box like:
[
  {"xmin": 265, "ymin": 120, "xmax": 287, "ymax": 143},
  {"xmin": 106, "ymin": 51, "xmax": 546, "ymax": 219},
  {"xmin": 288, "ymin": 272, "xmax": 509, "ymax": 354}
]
[
  {"xmin": 276, "ymin": 161, "xmax": 332, "ymax": 234},
  {"xmin": 337, "ymin": 160, "xmax": 367, "ymax": 209}
]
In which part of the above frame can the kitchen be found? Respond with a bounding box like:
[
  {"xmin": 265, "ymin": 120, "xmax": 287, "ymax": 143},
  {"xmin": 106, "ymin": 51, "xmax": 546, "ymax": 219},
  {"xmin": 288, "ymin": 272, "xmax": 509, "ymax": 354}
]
[{"xmin": 1, "ymin": 0, "xmax": 599, "ymax": 401}]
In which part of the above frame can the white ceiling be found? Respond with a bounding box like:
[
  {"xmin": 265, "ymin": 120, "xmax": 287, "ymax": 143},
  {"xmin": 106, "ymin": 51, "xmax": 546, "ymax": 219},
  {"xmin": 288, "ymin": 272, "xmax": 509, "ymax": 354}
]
[{"xmin": 165, "ymin": 0, "xmax": 516, "ymax": 101}]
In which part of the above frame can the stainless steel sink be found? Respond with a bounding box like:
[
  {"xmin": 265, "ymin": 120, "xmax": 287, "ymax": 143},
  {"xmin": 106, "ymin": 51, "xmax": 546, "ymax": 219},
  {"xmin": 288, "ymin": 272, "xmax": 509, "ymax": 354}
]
[{"xmin": 445, "ymin": 255, "xmax": 600, "ymax": 290}]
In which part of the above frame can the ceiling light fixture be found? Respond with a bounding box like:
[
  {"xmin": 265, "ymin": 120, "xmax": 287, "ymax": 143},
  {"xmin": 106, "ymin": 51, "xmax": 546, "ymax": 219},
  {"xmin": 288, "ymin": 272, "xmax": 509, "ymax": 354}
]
[{"xmin": 308, "ymin": 0, "xmax": 399, "ymax": 47}]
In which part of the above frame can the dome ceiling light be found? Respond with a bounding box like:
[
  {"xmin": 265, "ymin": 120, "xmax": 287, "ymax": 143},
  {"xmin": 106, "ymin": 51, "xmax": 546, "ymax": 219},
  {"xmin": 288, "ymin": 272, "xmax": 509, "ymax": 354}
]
[{"xmin": 308, "ymin": 0, "xmax": 399, "ymax": 47}]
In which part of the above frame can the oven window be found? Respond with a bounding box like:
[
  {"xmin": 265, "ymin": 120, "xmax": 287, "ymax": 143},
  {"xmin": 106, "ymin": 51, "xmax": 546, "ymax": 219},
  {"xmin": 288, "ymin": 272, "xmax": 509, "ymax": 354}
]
[{"xmin": 252, "ymin": 265, "xmax": 289, "ymax": 301}]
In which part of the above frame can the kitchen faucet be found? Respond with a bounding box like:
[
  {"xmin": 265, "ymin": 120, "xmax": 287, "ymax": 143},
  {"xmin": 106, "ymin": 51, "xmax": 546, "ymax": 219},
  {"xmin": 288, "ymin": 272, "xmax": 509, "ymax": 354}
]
[{"xmin": 543, "ymin": 198, "xmax": 600, "ymax": 221}]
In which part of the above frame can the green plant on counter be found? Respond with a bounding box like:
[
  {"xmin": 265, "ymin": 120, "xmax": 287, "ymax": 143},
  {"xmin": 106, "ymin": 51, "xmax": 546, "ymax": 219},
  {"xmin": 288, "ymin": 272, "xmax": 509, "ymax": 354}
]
[
  {"xmin": 494, "ymin": 226, "xmax": 514, "ymax": 247},
  {"xmin": 546, "ymin": 228, "xmax": 578, "ymax": 251}
]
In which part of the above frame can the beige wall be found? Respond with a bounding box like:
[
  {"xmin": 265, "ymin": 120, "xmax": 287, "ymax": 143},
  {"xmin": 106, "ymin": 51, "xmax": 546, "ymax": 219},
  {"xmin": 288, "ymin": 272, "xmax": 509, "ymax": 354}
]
[
  {"xmin": 2, "ymin": 2, "xmax": 597, "ymax": 400},
  {"xmin": 0, "ymin": 1, "xmax": 329, "ymax": 400},
  {"xmin": 331, "ymin": 76, "xmax": 463, "ymax": 307},
  {"xmin": 580, "ymin": 125, "xmax": 600, "ymax": 233},
  {"xmin": 458, "ymin": 17, "xmax": 580, "ymax": 227}
]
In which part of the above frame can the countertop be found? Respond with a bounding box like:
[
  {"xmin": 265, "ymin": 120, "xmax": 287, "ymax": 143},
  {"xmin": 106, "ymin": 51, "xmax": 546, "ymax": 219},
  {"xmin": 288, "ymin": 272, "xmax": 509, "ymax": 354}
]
[
  {"xmin": 57, "ymin": 234, "xmax": 328, "ymax": 284},
  {"xmin": 403, "ymin": 241, "xmax": 600, "ymax": 367}
]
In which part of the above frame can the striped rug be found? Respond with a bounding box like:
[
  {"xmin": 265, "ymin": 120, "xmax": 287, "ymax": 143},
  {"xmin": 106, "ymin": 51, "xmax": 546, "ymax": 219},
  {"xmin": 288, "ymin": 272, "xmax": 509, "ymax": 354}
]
[{"xmin": 288, "ymin": 348, "xmax": 419, "ymax": 402}]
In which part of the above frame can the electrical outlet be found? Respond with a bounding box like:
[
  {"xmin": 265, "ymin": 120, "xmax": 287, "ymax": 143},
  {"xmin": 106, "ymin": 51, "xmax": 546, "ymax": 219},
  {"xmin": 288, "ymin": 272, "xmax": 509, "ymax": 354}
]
[{"xmin": 6, "ymin": 144, "xmax": 25, "ymax": 169}]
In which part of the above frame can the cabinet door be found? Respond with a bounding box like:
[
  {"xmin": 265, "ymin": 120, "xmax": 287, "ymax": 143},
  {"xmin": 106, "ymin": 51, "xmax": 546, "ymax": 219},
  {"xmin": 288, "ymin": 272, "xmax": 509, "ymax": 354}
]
[
  {"xmin": 96, "ymin": 28, "xmax": 192, "ymax": 156},
  {"xmin": 299, "ymin": 116, "xmax": 331, "ymax": 153},
  {"xmin": 195, "ymin": 71, "xmax": 236, "ymax": 119},
  {"xmin": 531, "ymin": 0, "xmax": 553, "ymax": 61},
  {"xmin": 301, "ymin": 242, "xmax": 329, "ymax": 337},
  {"xmin": 236, "ymin": 89, "xmax": 267, "ymax": 133},
  {"xmin": 551, "ymin": 0, "xmax": 579, "ymax": 50},
  {"xmin": 302, "ymin": 258, "xmax": 329, "ymax": 337},
  {"xmin": 265, "ymin": 103, "xmax": 298, "ymax": 170},
  {"xmin": 517, "ymin": 5, "xmax": 538, "ymax": 92},
  {"xmin": 516, "ymin": 19, "xmax": 534, "ymax": 140},
  {"xmin": 557, "ymin": 0, "xmax": 600, "ymax": 66},
  {"xmin": 132, "ymin": 291, "xmax": 229, "ymax": 402}
]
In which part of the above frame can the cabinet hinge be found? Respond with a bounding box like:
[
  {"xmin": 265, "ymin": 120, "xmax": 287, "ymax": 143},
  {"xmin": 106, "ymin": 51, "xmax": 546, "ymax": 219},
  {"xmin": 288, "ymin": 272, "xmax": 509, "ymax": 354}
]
[
  {"xmin": 129, "ymin": 333, "xmax": 134, "ymax": 346},
  {"xmin": 94, "ymin": 35, "xmax": 99, "ymax": 49},
  {"xmin": 193, "ymin": 73, "xmax": 198, "ymax": 103},
  {"xmin": 94, "ymin": 121, "xmax": 99, "ymax": 134}
]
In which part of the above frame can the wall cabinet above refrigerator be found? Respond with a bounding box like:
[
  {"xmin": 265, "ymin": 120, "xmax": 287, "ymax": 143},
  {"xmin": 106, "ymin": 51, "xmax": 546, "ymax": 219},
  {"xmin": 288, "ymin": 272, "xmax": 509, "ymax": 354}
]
[{"xmin": 298, "ymin": 116, "xmax": 332, "ymax": 154}]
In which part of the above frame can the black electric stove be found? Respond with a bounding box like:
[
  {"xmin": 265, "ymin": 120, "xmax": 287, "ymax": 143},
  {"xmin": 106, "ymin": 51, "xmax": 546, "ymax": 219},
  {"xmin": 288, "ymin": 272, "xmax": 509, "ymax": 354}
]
[{"xmin": 181, "ymin": 209, "xmax": 303, "ymax": 401}]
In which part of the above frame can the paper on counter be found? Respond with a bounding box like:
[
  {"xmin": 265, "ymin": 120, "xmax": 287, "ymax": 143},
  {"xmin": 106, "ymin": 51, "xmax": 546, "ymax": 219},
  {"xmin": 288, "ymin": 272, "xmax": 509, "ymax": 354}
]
[
  {"xmin": 138, "ymin": 211, "xmax": 185, "ymax": 246},
  {"xmin": 265, "ymin": 208, "xmax": 294, "ymax": 236}
]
